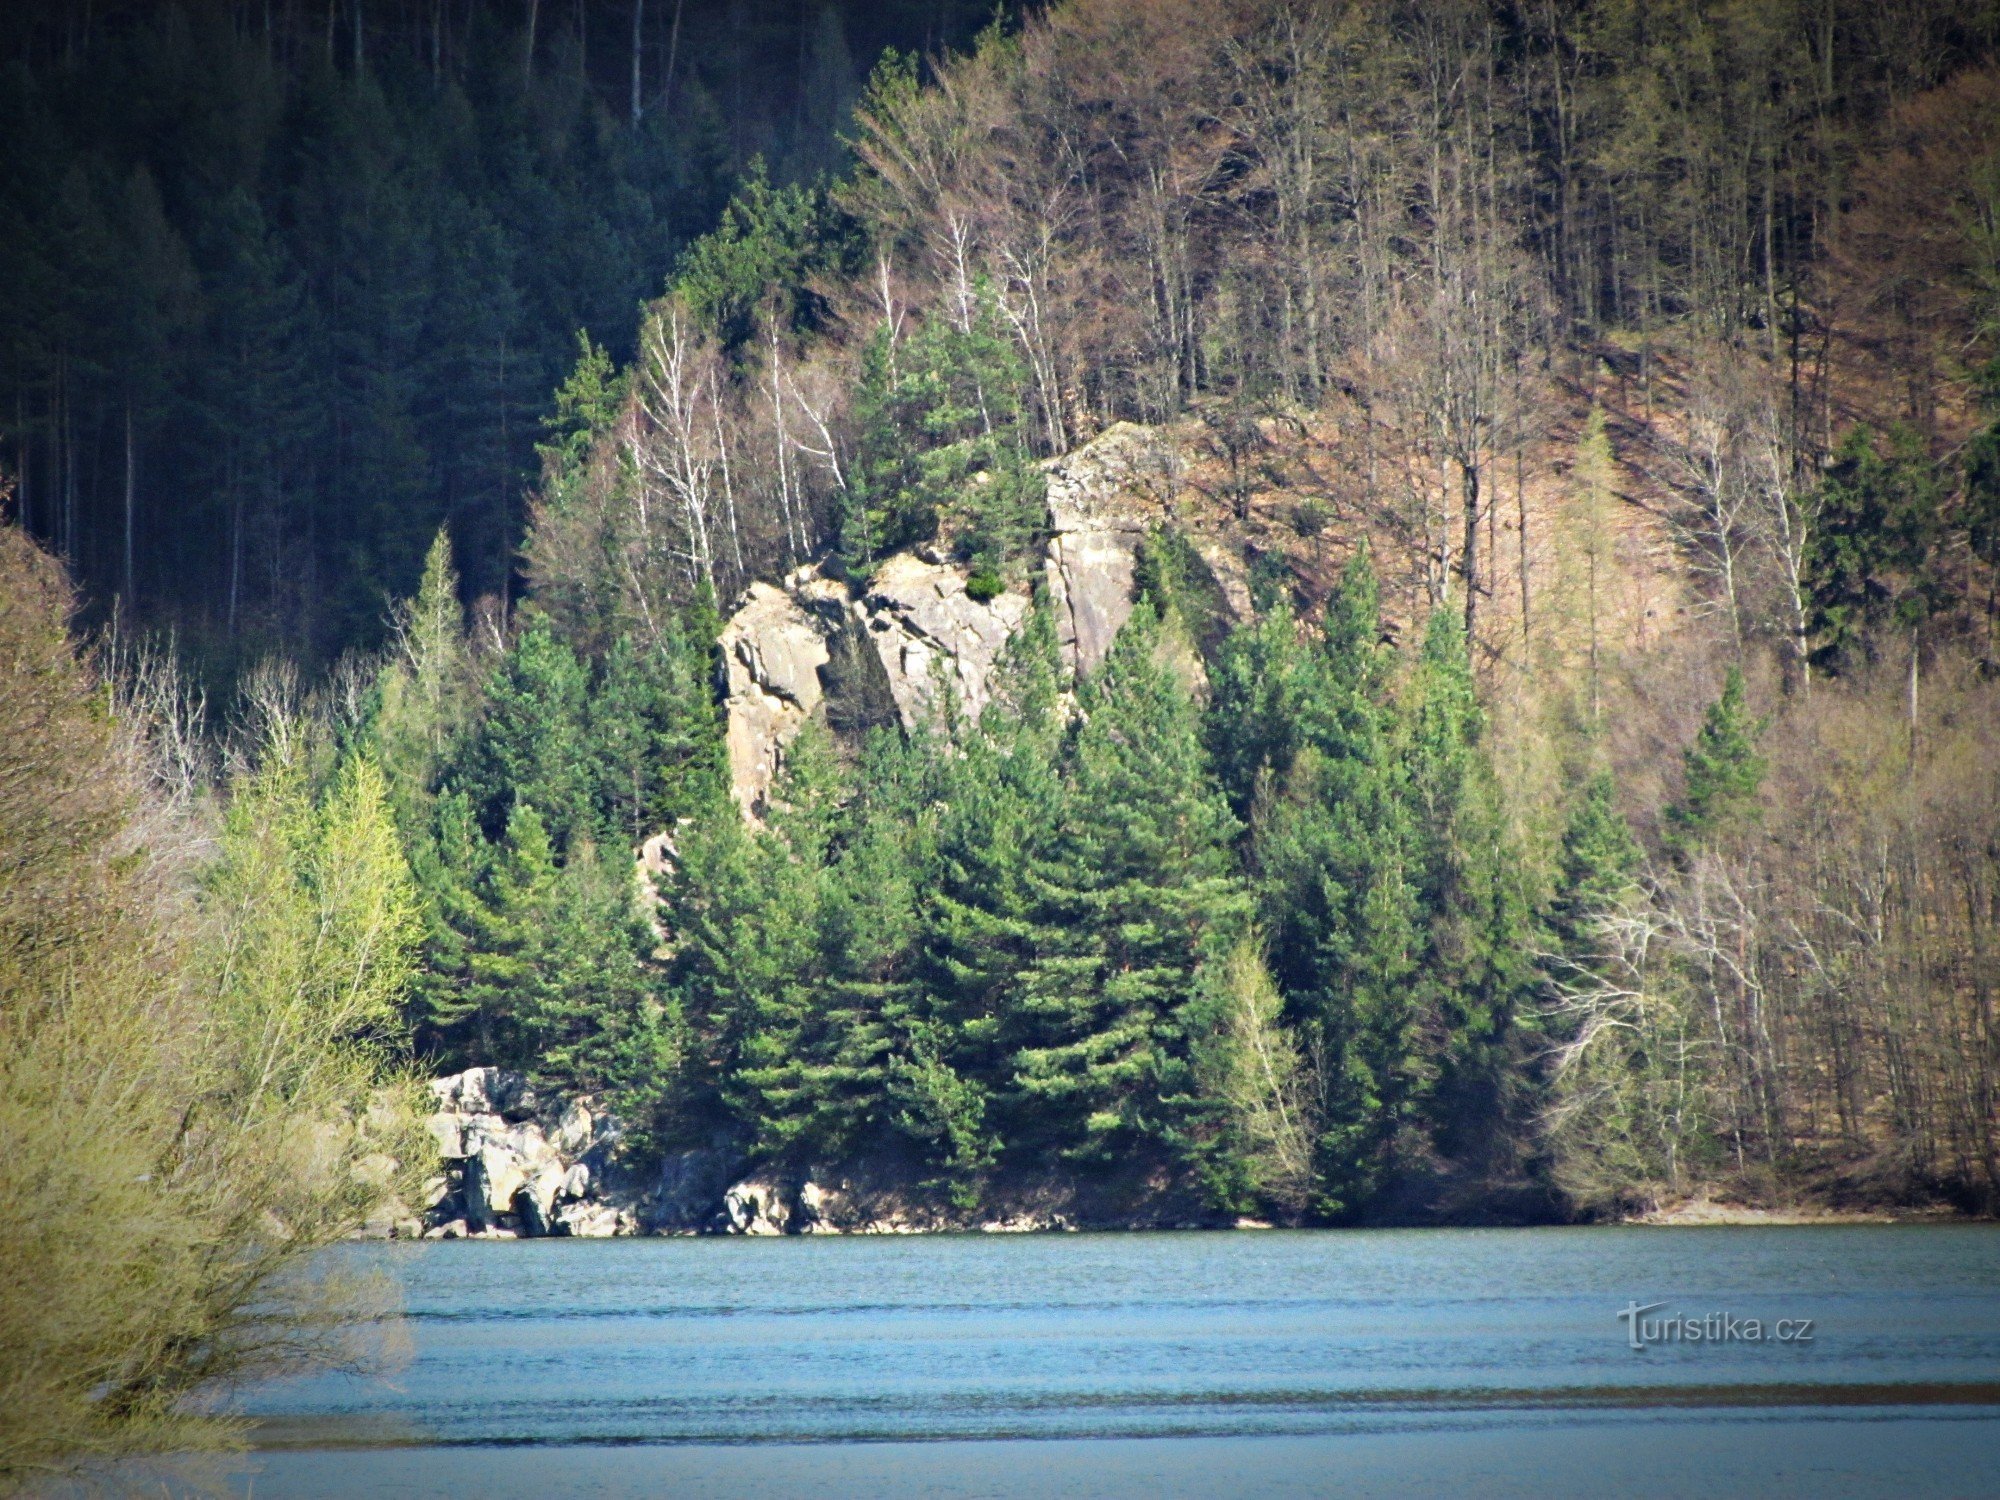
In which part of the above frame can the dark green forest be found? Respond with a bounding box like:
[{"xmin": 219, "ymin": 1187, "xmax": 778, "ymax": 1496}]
[{"xmin": 0, "ymin": 0, "xmax": 997, "ymax": 667}]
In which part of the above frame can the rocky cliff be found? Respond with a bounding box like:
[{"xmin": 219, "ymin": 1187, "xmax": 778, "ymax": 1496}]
[{"xmin": 714, "ymin": 422, "xmax": 1236, "ymax": 816}]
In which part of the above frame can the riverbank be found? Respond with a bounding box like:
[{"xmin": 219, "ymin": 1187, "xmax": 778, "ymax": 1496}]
[{"xmin": 375, "ymin": 1069, "xmax": 1987, "ymax": 1241}]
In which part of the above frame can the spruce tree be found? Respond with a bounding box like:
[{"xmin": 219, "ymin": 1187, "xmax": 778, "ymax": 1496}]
[
  {"xmin": 589, "ymin": 625, "xmax": 726, "ymax": 850},
  {"xmin": 914, "ymin": 609, "xmax": 1068, "ymax": 1196},
  {"xmin": 1250, "ymin": 548, "xmax": 1420, "ymax": 1215},
  {"xmin": 1006, "ymin": 604, "xmax": 1249, "ymax": 1166},
  {"xmin": 404, "ymin": 788, "xmax": 494, "ymax": 1065},
  {"xmin": 661, "ymin": 733, "xmax": 832, "ymax": 1156},
  {"xmin": 454, "ymin": 616, "xmax": 593, "ymax": 849},
  {"xmin": 840, "ymin": 279, "xmax": 1044, "ymax": 580},
  {"xmin": 1400, "ymin": 607, "xmax": 1535, "ymax": 1165},
  {"xmin": 519, "ymin": 842, "xmax": 658, "ymax": 1095},
  {"xmin": 1804, "ymin": 425, "xmax": 1949, "ymax": 674},
  {"xmin": 1548, "ymin": 768, "xmax": 1643, "ymax": 955},
  {"xmin": 1662, "ymin": 665, "xmax": 1766, "ymax": 858}
]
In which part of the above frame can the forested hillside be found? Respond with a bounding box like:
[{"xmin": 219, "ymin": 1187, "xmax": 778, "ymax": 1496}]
[
  {"xmin": 0, "ymin": 0, "xmax": 995, "ymax": 668},
  {"xmin": 351, "ymin": 0, "xmax": 2000, "ymax": 1224},
  {"xmin": 9, "ymin": 0, "xmax": 2000, "ymax": 1244}
]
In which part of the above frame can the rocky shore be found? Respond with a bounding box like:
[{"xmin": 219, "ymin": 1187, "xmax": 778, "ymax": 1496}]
[
  {"xmin": 373, "ymin": 1068, "xmax": 1972, "ymax": 1240},
  {"xmin": 385, "ymin": 1067, "xmax": 1104, "ymax": 1240}
]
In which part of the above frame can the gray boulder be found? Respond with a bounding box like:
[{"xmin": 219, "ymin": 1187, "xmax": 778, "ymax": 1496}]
[{"xmin": 722, "ymin": 1175, "xmax": 792, "ymax": 1236}]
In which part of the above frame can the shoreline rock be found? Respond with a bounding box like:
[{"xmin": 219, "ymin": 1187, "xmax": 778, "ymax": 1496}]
[{"xmin": 363, "ymin": 1070, "xmax": 1986, "ymax": 1242}]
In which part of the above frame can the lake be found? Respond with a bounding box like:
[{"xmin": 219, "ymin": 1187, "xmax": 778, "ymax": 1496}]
[{"xmin": 202, "ymin": 1226, "xmax": 2000, "ymax": 1497}]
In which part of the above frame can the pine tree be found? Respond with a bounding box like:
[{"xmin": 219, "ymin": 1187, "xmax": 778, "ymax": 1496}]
[
  {"xmin": 840, "ymin": 279, "xmax": 1044, "ymax": 580},
  {"xmin": 1804, "ymin": 425, "xmax": 1949, "ymax": 674},
  {"xmin": 1249, "ymin": 546, "xmax": 1420, "ymax": 1215},
  {"xmin": 1548, "ymin": 768, "xmax": 1643, "ymax": 954},
  {"xmin": 457, "ymin": 802, "xmax": 563, "ymax": 1071},
  {"xmin": 740, "ymin": 728, "xmax": 941, "ymax": 1166},
  {"xmin": 660, "ymin": 740, "xmax": 830, "ymax": 1154},
  {"xmin": 404, "ymin": 788, "xmax": 493, "ymax": 1065},
  {"xmin": 519, "ymin": 841, "xmax": 658, "ymax": 1095},
  {"xmin": 1206, "ymin": 594, "xmax": 1313, "ymax": 819},
  {"xmin": 1400, "ymin": 606, "xmax": 1535, "ymax": 1165},
  {"xmin": 914, "ymin": 609, "xmax": 1067, "ymax": 1196},
  {"xmin": 1662, "ymin": 664, "xmax": 1766, "ymax": 858},
  {"xmin": 589, "ymin": 624, "xmax": 725, "ymax": 850},
  {"xmin": 1006, "ymin": 604, "xmax": 1249, "ymax": 1166},
  {"xmin": 454, "ymin": 616, "xmax": 593, "ymax": 848}
]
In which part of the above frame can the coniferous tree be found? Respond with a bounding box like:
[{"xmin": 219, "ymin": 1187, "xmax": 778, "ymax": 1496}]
[
  {"xmin": 1662, "ymin": 665, "xmax": 1767, "ymax": 857},
  {"xmin": 662, "ymin": 727, "xmax": 835, "ymax": 1154},
  {"xmin": 1804, "ymin": 425, "xmax": 1950, "ymax": 674},
  {"xmin": 589, "ymin": 623, "xmax": 726, "ymax": 850},
  {"xmin": 405, "ymin": 787, "xmax": 493, "ymax": 1063},
  {"xmin": 840, "ymin": 280, "xmax": 1044, "ymax": 579},
  {"xmin": 1547, "ymin": 768, "xmax": 1644, "ymax": 955},
  {"xmin": 371, "ymin": 529, "xmax": 475, "ymax": 836},
  {"xmin": 1007, "ymin": 604, "xmax": 1248, "ymax": 1167},
  {"xmin": 1248, "ymin": 548, "xmax": 1420, "ymax": 1215},
  {"xmin": 454, "ymin": 616, "xmax": 593, "ymax": 848},
  {"xmin": 1400, "ymin": 607, "xmax": 1536, "ymax": 1162},
  {"xmin": 519, "ymin": 840, "xmax": 659, "ymax": 1094},
  {"xmin": 913, "ymin": 609, "xmax": 1068, "ymax": 1197}
]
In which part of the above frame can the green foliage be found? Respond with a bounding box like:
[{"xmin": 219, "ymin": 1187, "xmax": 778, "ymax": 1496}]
[
  {"xmin": 453, "ymin": 617, "xmax": 593, "ymax": 850},
  {"xmin": 590, "ymin": 626, "xmax": 728, "ymax": 846},
  {"xmin": 1006, "ymin": 604, "xmax": 1250, "ymax": 1163},
  {"xmin": 0, "ymin": 7, "xmax": 742, "ymax": 661},
  {"xmin": 1548, "ymin": 769, "xmax": 1643, "ymax": 954},
  {"xmin": 673, "ymin": 163, "xmax": 855, "ymax": 352},
  {"xmin": 1662, "ymin": 665, "xmax": 1766, "ymax": 857},
  {"xmin": 0, "ymin": 528, "xmax": 427, "ymax": 1473},
  {"xmin": 1804, "ymin": 425, "xmax": 1950, "ymax": 673},
  {"xmin": 1400, "ymin": 608, "xmax": 1537, "ymax": 1162},
  {"xmin": 1243, "ymin": 550, "xmax": 1421, "ymax": 1215},
  {"xmin": 840, "ymin": 281, "xmax": 1045, "ymax": 576},
  {"xmin": 370, "ymin": 529, "xmax": 475, "ymax": 835},
  {"xmin": 1192, "ymin": 937, "xmax": 1317, "ymax": 1213},
  {"xmin": 964, "ymin": 568, "xmax": 1005, "ymax": 602}
]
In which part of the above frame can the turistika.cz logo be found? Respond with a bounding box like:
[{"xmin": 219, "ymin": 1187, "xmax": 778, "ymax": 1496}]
[{"xmin": 1616, "ymin": 1301, "xmax": 1816, "ymax": 1350}]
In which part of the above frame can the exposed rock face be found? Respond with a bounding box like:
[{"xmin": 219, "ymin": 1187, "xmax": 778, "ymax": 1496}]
[
  {"xmin": 715, "ymin": 559, "xmax": 1030, "ymax": 814},
  {"xmin": 850, "ymin": 554, "xmax": 1031, "ymax": 727},
  {"xmin": 418, "ymin": 1069, "xmax": 638, "ymax": 1239},
  {"xmin": 391, "ymin": 1071, "xmax": 1167, "ymax": 1238},
  {"xmin": 717, "ymin": 580, "xmax": 830, "ymax": 816},
  {"xmin": 722, "ymin": 1175, "xmax": 793, "ymax": 1236},
  {"xmin": 1042, "ymin": 422, "xmax": 1173, "ymax": 673},
  {"xmin": 649, "ymin": 1147, "xmax": 737, "ymax": 1232}
]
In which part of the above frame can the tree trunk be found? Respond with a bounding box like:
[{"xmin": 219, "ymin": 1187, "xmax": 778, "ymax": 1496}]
[
  {"xmin": 1460, "ymin": 459, "xmax": 1480, "ymax": 644},
  {"xmin": 123, "ymin": 400, "xmax": 135, "ymax": 607},
  {"xmin": 630, "ymin": 0, "xmax": 645, "ymax": 130},
  {"xmin": 662, "ymin": 0, "xmax": 684, "ymax": 118}
]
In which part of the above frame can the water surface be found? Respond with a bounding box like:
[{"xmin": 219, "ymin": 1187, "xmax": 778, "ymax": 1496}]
[{"xmin": 217, "ymin": 1225, "xmax": 2000, "ymax": 1496}]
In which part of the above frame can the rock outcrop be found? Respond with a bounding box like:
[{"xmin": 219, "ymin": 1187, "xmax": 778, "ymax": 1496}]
[
  {"xmin": 717, "ymin": 580, "xmax": 830, "ymax": 816},
  {"xmin": 844, "ymin": 553, "xmax": 1031, "ymax": 726},
  {"xmin": 418, "ymin": 1067, "xmax": 640, "ymax": 1239},
  {"xmin": 711, "ymin": 424, "xmax": 1203, "ymax": 815},
  {"xmin": 1042, "ymin": 421, "xmax": 1175, "ymax": 674},
  {"xmin": 385, "ymin": 1070, "xmax": 1164, "ymax": 1239},
  {"xmin": 717, "ymin": 559, "xmax": 1030, "ymax": 813}
]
